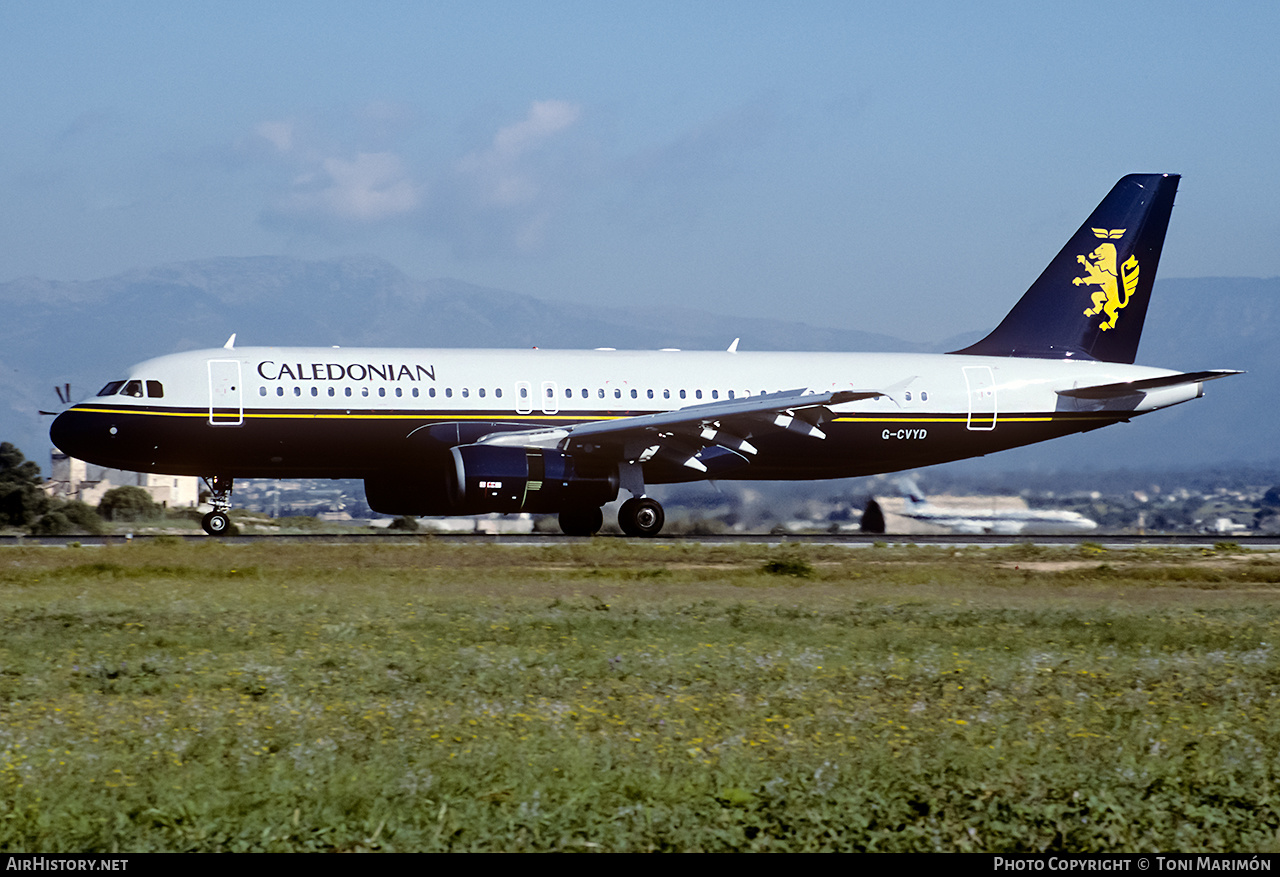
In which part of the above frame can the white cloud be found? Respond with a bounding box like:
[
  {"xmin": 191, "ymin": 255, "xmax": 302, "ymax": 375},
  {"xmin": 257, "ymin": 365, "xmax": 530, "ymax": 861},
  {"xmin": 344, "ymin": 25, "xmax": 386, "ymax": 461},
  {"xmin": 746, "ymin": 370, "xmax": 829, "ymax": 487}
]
[
  {"xmin": 278, "ymin": 152, "xmax": 420, "ymax": 222},
  {"xmin": 456, "ymin": 100, "xmax": 582, "ymax": 208},
  {"xmin": 254, "ymin": 99, "xmax": 583, "ymax": 247},
  {"xmin": 490, "ymin": 100, "xmax": 582, "ymax": 161},
  {"xmin": 255, "ymin": 120, "xmax": 295, "ymax": 154}
]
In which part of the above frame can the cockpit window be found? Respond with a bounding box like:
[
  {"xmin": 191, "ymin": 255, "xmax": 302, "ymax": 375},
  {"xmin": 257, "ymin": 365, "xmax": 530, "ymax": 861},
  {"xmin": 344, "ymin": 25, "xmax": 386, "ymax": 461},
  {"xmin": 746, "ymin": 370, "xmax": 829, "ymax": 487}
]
[
  {"xmin": 146, "ymin": 381, "xmax": 164, "ymax": 398},
  {"xmin": 97, "ymin": 381, "xmax": 126, "ymax": 397},
  {"xmin": 122, "ymin": 380, "xmax": 144, "ymax": 397}
]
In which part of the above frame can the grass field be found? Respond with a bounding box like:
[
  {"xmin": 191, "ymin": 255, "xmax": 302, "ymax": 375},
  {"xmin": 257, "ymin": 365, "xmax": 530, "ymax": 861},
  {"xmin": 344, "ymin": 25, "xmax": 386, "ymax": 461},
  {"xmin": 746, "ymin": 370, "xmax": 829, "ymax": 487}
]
[{"xmin": 2, "ymin": 539, "xmax": 1280, "ymax": 852}]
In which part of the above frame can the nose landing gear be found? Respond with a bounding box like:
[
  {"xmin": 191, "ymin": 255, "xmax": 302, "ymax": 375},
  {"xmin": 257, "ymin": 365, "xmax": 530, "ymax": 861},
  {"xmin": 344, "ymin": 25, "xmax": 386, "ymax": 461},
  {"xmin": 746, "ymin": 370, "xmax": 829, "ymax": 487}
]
[{"xmin": 200, "ymin": 475, "xmax": 234, "ymax": 536}]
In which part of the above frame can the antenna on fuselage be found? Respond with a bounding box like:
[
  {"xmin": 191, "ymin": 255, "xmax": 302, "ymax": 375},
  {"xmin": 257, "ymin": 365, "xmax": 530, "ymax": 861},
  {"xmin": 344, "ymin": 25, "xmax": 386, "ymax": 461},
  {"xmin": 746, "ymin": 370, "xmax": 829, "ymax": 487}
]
[{"xmin": 224, "ymin": 334, "xmax": 237, "ymax": 350}]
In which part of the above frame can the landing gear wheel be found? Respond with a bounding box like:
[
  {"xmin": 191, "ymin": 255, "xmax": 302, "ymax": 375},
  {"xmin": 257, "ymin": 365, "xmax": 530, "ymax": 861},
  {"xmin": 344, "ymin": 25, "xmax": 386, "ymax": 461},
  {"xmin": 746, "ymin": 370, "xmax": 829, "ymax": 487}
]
[
  {"xmin": 201, "ymin": 511, "xmax": 230, "ymax": 536},
  {"xmin": 618, "ymin": 497, "xmax": 664, "ymax": 538},
  {"xmin": 200, "ymin": 475, "xmax": 235, "ymax": 536},
  {"xmin": 558, "ymin": 507, "xmax": 604, "ymax": 537}
]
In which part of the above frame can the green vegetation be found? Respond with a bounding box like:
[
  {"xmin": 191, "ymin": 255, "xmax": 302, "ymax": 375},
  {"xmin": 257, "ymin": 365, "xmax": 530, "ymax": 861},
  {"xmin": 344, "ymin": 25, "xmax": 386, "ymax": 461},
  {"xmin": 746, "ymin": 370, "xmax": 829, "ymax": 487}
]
[
  {"xmin": 2, "ymin": 541, "xmax": 1280, "ymax": 851},
  {"xmin": 96, "ymin": 486, "xmax": 161, "ymax": 523},
  {"xmin": 0, "ymin": 443, "xmax": 105, "ymax": 535}
]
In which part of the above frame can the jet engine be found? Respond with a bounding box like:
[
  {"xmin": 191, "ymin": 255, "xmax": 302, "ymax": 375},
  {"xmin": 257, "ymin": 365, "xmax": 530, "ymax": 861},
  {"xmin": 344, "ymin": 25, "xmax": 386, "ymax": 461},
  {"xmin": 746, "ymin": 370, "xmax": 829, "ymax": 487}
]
[{"xmin": 449, "ymin": 445, "xmax": 618, "ymax": 514}]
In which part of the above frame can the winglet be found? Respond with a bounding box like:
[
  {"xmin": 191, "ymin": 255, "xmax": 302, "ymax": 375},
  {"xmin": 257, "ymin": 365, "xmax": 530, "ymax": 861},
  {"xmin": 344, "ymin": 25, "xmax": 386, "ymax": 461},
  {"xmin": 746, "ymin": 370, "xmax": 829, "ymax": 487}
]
[
  {"xmin": 727, "ymin": 338, "xmax": 740, "ymax": 353},
  {"xmin": 223, "ymin": 334, "xmax": 237, "ymax": 350}
]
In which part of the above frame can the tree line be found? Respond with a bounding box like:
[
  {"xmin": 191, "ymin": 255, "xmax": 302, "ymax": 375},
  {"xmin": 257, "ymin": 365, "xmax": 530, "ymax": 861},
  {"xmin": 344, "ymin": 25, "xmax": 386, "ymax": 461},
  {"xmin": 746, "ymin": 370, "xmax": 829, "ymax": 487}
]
[{"xmin": 0, "ymin": 442, "xmax": 167, "ymax": 534}]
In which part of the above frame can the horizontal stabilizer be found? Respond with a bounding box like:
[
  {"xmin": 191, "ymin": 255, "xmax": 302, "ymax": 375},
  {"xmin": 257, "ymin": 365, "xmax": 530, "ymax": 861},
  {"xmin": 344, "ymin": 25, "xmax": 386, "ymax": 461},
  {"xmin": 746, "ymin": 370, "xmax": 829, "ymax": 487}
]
[{"xmin": 1056, "ymin": 370, "xmax": 1242, "ymax": 400}]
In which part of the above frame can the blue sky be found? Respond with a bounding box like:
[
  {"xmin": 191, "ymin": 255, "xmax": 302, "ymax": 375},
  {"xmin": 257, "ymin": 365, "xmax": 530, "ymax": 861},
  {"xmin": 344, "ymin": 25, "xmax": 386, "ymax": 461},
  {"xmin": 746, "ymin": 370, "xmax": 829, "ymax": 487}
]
[{"xmin": 3, "ymin": 1, "xmax": 1278, "ymax": 342}]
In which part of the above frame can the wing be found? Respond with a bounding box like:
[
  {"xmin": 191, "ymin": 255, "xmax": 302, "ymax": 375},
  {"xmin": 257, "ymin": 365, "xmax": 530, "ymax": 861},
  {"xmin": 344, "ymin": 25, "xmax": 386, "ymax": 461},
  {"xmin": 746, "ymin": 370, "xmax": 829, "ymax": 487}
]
[{"xmin": 474, "ymin": 387, "xmax": 883, "ymax": 474}]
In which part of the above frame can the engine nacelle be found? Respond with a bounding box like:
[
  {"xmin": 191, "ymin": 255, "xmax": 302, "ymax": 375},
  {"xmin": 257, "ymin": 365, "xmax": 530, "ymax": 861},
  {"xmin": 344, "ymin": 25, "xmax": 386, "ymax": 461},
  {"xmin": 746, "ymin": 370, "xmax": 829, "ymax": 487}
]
[
  {"xmin": 450, "ymin": 445, "xmax": 618, "ymax": 514},
  {"xmin": 364, "ymin": 468, "xmax": 455, "ymax": 516}
]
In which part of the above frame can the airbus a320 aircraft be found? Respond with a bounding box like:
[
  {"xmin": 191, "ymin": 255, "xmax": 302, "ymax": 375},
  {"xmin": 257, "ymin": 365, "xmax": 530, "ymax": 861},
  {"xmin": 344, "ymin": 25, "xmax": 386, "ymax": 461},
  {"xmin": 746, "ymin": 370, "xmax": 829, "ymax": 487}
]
[{"xmin": 51, "ymin": 174, "xmax": 1238, "ymax": 537}]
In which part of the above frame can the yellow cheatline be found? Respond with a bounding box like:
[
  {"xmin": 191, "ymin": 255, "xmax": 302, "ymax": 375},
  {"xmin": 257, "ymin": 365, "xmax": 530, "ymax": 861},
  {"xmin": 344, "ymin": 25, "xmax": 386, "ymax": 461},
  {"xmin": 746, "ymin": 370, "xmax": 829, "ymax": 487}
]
[{"xmin": 74, "ymin": 405, "xmax": 1111, "ymax": 426}]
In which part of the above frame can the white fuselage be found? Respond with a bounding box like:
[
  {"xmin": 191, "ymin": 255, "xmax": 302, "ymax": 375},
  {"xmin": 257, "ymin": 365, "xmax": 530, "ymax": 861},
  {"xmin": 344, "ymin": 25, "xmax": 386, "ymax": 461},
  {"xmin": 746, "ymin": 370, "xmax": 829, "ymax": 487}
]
[{"xmin": 52, "ymin": 345, "xmax": 1201, "ymax": 483}]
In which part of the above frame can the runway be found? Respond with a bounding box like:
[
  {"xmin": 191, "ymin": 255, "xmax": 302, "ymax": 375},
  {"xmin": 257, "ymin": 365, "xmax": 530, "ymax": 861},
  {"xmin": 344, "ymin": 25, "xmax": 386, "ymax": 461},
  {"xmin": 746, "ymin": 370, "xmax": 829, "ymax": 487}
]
[{"xmin": 4, "ymin": 532, "xmax": 1279, "ymax": 549}]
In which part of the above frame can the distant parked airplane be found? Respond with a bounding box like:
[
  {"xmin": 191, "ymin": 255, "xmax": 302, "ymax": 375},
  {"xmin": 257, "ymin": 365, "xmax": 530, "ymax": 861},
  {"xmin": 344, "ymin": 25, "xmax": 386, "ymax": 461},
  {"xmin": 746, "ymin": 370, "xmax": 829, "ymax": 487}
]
[
  {"xmin": 892, "ymin": 477, "xmax": 1097, "ymax": 535},
  {"xmin": 51, "ymin": 174, "xmax": 1238, "ymax": 536}
]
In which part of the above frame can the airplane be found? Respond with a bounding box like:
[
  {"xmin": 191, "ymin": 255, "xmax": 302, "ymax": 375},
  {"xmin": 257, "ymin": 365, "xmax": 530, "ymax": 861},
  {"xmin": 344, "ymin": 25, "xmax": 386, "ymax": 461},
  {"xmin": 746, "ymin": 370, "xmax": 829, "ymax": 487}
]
[
  {"xmin": 50, "ymin": 173, "xmax": 1240, "ymax": 537},
  {"xmin": 883, "ymin": 477, "xmax": 1098, "ymax": 535}
]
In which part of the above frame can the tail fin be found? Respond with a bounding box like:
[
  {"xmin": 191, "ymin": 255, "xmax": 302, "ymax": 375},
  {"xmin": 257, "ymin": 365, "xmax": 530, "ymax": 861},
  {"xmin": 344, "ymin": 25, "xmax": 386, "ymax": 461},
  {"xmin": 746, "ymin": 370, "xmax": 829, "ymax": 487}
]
[
  {"xmin": 899, "ymin": 477, "xmax": 929, "ymax": 509},
  {"xmin": 952, "ymin": 173, "xmax": 1179, "ymax": 364}
]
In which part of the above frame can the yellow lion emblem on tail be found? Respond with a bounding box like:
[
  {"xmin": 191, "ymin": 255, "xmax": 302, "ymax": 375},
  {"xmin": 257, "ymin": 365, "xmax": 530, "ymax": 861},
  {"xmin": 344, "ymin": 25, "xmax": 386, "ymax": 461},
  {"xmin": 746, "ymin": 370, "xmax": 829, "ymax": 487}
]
[{"xmin": 1074, "ymin": 229, "xmax": 1139, "ymax": 331}]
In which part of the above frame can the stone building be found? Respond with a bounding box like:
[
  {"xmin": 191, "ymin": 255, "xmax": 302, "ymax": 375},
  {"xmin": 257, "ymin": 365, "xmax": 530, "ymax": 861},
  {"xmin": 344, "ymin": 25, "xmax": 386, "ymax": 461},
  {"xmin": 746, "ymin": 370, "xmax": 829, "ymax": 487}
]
[{"xmin": 44, "ymin": 450, "xmax": 201, "ymax": 509}]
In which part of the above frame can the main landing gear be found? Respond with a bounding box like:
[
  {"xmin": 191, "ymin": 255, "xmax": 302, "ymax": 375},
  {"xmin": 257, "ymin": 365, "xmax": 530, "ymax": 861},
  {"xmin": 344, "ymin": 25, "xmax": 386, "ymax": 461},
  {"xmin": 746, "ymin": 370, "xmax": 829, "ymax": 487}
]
[
  {"xmin": 200, "ymin": 475, "xmax": 234, "ymax": 536},
  {"xmin": 558, "ymin": 507, "xmax": 604, "ymax": 537},
  {"xmin": 614, "ymin": 460, "xmax": 665, "ymax": 538},
  {"xmin": 556, "ymin": 461, "xmax": 667, "ymax": 538},
  {"xmin": 618, "ymin": 497, "xmax": 664, "ymax": 538},
  {"xmin": 555, "ymin": 498, "xmax": 666, "ymax": 537}
]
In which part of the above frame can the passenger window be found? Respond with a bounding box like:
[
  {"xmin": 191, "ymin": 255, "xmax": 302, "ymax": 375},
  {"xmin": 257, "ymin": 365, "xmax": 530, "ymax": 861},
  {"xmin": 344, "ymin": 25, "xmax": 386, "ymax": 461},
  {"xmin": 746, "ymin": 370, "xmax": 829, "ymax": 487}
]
[
  {"xmin": 97, "ymin": 381, "xmax": 125, "ymax": 397},
  {"xmin": 614, "ymin": 389, "xmax": 621, "ymax": 399},
  {"xmin": 294, "ymin": 387, "xmax": 302, "ymax": 396},
  {"xmin": 663, "ymin": 389, "xmax": 670, "ymax": 399},
  {"xmin": 495, "ymin": 388, "xmax": 502, "ymax": 398},
  {"xmin": 520, "ymin": 387, "xmax": 528, "ymax": 398},
  {"xmin": 427, "ymin": 388, "xmax": 434, "ymax": 397},
  {"xmin": 630, "ymin": 389, "xmax": 638, "ymax": 399},
  {"xmin": 564, "ymin": 388, "xmax": 571, "ymax": 398},
  {"xmin": 345, "ymin": 387, "xmax": 352, "ymax": 397},
  {"xmin": 905, "ymin": 392, "xmax": 912, "ymax": 401},
  {"xmin": 395, "ymin": 388, "xmax": 402, "ymax": 398},
  {"xmin": 259, "ymin": 387, "xmax": 266, "ymax": 397},
  {"xmin": 695, "ymin": 390, "xmax": 703, "ymax": 400},
  {"xmin": 362, "ymin": 387, "xmax": 369, "ymax": 397},
  {"xmin": 921, "ymin": 391, "xmax": 929, "ymax": 401},
  {"xmin": 647, "ymin": 389, "xmax": 654, "ymax": 399},
  {"xmin": 445, "ymin": 388, "xmax": 452, "ymax": 398},
  {"xmin": 277, "ymin": 387, "xmax": 284, "ymax": 397},
  {"xmin": 378, "ymin": 387, "xmax": 386, "ymax": 397},
  {"xmin": 328, "ymin": 387, "xmax": 335, "ymax": 397},
  {"xmin": 311, "ymin": 387, "xmax": 318, "ymax": 397},
  {"xmin": 146, "ymin": 381, "xmax": 164, "ymax": 398},
  {"xmin": 598, "ymin": 389, "xmax": 605, "ymax": 398},
  {"xmin": 728, "ymin": 390, "xmax": 735, "ymax": 399},
  {"xmin": 711, "ymin": 390, "xmax": 719, "ymax": 399},
  {"xmin": 581, "ymin": 389, "xmax": 587, "ymax": 398},
  {"xmin": 413, "ymin": 388, "xmax": 420, "ymax": 398},
  {"xmin": 679, "ymin": 390, "xmax": 686, "ymax": 399}
]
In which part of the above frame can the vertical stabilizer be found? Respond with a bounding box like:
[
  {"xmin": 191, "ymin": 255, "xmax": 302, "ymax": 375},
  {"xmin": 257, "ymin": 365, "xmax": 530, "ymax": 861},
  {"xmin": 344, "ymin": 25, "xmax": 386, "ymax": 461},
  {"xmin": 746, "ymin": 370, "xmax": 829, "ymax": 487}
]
[
  {"xmin": 899, "ymin": 477, "xmax": 930, "ymax": 509},
  {"xmin": 952, "ymin": 174, "xmax": 1179, "ymax": 364}
]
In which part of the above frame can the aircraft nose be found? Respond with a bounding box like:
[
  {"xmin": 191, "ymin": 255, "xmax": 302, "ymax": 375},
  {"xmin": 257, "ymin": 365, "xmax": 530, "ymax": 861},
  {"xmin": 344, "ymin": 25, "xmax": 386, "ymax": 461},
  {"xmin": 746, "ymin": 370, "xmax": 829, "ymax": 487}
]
[{"xmin": 50, "ymin": 408, "xmax": 97, "ymax": 460}]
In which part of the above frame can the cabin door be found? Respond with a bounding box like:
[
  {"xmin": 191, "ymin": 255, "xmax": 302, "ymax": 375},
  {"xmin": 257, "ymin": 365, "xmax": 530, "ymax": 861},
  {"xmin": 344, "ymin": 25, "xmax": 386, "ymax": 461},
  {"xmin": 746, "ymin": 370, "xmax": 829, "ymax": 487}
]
[
  {"xmin": 963, "ymin": 366, "xmax": 996, "ymax": 431},
  {"xmin": 208, "ymin": 360, "xmax": 244, "ymax": 426}
]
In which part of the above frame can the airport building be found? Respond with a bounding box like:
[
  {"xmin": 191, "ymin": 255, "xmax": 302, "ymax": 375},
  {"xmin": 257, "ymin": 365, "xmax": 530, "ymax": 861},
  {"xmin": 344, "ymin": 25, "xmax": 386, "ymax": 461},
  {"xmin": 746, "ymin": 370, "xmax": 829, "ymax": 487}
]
[{"xmin": 43, "ymin": 450, "xmax": 201, "ymax": 509}]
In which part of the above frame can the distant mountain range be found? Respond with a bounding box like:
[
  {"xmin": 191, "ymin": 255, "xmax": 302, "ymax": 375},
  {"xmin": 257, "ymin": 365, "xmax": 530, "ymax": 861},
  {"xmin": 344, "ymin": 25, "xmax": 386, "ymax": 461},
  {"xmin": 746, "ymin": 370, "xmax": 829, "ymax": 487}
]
[{"xmin": 2, "ymin": 256, "xmax": 1275, "ymax": 475}]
